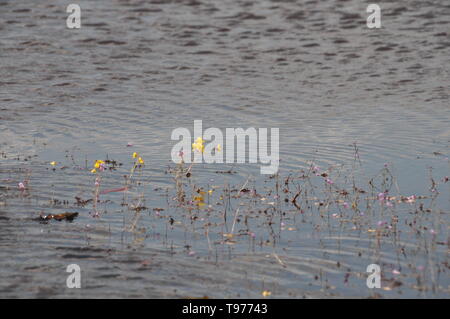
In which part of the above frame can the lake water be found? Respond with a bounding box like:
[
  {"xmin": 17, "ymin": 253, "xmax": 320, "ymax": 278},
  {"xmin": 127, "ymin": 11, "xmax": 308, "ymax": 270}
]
[{"xmin": 0, "ymin": 0, "xmax": 449, "ymax": 298}]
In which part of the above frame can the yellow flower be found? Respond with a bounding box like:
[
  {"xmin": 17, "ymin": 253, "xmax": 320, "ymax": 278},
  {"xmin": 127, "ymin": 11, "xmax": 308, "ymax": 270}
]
[
  {"xmin": 193, "ymin": 194, "xmax": 206, "ymax": 207},
  {"xmin": 133, "ymin": 152, "xmax": 138, "ymax": 159},
  {"xmin": 262, "ymin": 290, "xmax": 272, "ymax": 297},
  {"xmin": 208, "ymin": 189, "xmax": 213, "ymax": 195},
  {"xmin": 138, "ymin": 157, "xmax": 145, "ymax": 164},
  {"xmin": 192, "ymin": 137, "xmax": 205, "ymax": 153},
  {"xmin": 94, "ymin": 160, "xmax": 105, "ymax": 169},
  {"xmin": 195, "ymin": 137, "xmax": 204, "ymax": 144},
  {"xmin": 91, "ymin": 169, "xmax": 97, "ymax": 174},
  {"xmin": 50, "ymin": 161, "xmax": 57, "ymax": 166},
  {"xmin": 193, "ymin": 196, "xmax": 204, "ymax": 202},
  {"xmin": 216, "ymin": 144, "xmax": 221, "ymax": 152}
]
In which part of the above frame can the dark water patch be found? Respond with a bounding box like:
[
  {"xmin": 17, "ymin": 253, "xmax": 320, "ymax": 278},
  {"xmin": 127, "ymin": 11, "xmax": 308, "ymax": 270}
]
[
  {"xmin": 97, "ymin": 40, "xmax": 127, "ymax": 45},
  {"xmin": 221, "ymin": 12, "xmax": 266, "ymax": 20},
  {"xmin": 285, "ymin": 11, "xmax": 305, "ymax": 20},
  {"xmin": 384, "ymin": 7, "xmax": 408, "ymax": 17}
]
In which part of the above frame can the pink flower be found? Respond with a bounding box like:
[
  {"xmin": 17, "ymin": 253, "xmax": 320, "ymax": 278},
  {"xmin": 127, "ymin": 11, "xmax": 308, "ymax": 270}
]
[
  {"xmin": 392, "ymin": 269, "xmax": 401, "ymax": 275},
  {"xmin": 127, "ymin": 142, "xmax": 133, "ymax": 147},
  {"xmin": 377, "ymin": 220, "xmax": 387, "ymax": 227},
  {"xmin": 178, "ymin": 151, "xmax": 184, "ymax": 157},
  {"xmin": 377, "ymin": 192, "xmax": 386, "ymax": 201},
  {"xmin": 343, "ymin": 202, "xmax": 349, "ymax": 209},
  {"xmin": 430, "ymin": 229, "xmax": 437, "ymax": 235},
  {"xmin": 325, "ymin": 178, "xmax": 333, "ymax": 185},
  {"xmin": 406, "ymin": 195, "xmax": 416, "ymax": 203},
  {"xmin": 18, "ymin": 182, "xmax": 26, "ymax": 190}
]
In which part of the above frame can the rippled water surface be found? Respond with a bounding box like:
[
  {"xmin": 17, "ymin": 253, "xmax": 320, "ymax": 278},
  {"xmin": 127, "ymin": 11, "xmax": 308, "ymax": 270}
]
[{"xmin": 1, "ymin": 0, "xmax": 449, "ymax": 298}]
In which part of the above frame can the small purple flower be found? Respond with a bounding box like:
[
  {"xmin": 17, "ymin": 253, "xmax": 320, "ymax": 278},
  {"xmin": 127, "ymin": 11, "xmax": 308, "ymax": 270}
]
[
  {"xmin": 343, "ymin": 202, "xmax": 349, "ymax": 209},
  {"xmin": 326, "ymin": 178, "xmax": 333, "ymax": 185},
  {"xmin": 18, "ymin": 182, "xmax": 26, "ymax": 191},
  {"xmin": 377, "ymin": 220, "xmax": 387, "ymax": 227},
  {"xmin": 127, "ymin": 142, "xmax": 133, "ymax": 147},
  {"xmin": 377, "ymin": 192, "xmax": 386, "ymax": 201},
  {"xmin": 248, "ymin": 232, "xmax": 256, "ymax": 238}
]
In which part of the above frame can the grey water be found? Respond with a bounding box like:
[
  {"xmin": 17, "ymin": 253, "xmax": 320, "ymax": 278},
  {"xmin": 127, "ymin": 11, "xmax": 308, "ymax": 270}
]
[{"xmin": 0, "ymin": 0, "xmax": 449, "ymax": 298}]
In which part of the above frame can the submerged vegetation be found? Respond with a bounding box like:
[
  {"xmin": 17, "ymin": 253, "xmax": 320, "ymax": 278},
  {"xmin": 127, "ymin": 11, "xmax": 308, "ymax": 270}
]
[{"xmin": 0, "ymin": 145, "xmax": 449, "ymax": 298}]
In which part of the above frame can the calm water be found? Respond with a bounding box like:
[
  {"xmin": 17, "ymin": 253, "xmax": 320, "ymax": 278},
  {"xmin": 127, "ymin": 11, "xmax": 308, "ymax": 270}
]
[{"xmin": 0, "ymin": 0, "xmax": 449, "ymax": 298}]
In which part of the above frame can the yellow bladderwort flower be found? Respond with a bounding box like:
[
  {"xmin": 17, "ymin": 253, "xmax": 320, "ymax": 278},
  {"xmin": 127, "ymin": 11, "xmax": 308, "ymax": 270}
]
[
  {"xmin": 91, "ymin": 169, "xmax": 97, "ymax": 174},
  {"xmin": 50, "ymin": 161, "xmax": 57, "ymax": 166},
  {"xmin": 216, "ymin": 144, "xmax": 221, "ymax": 152},
  {"xmin": 132, "ymin": 152, "xmax": 138, "ymax": 159},
  {"xmin": 262, "ymin": 290, "xmax": 272, "ymax": 297},
  {"xmin": 138, "ymin": 157, "xmax": 145, "ymax": 165},
  {"xmin": 94, "ymin": 160, "xmax": 105, "ymax": 169},
  {"xmin": 192, "ymin": 137, "xmax": 205, "ymax": 153},
  {"xmin": 193, "ymin": 195, "xmax": 205, "ymax": 207}
]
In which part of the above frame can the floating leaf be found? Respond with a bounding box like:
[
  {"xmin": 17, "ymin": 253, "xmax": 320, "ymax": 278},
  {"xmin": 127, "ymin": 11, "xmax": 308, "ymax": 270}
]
[{"xmin": 37, "ymin": 212, "xmax": 79, "ymax": 222}]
